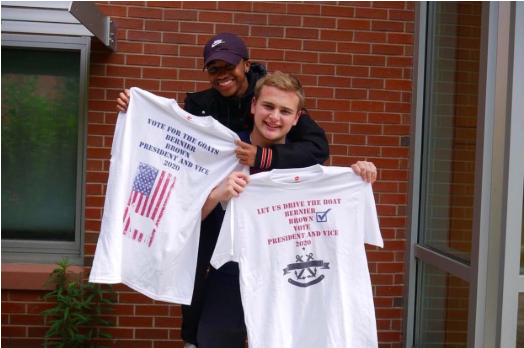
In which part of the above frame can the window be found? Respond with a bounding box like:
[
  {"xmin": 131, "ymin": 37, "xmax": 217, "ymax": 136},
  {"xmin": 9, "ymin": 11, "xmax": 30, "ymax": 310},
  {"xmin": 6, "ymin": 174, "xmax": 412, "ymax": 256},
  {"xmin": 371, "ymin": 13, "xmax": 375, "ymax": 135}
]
[{"xmin": 1, "ymin": 35, "xmax": 89, "ymax": 264}]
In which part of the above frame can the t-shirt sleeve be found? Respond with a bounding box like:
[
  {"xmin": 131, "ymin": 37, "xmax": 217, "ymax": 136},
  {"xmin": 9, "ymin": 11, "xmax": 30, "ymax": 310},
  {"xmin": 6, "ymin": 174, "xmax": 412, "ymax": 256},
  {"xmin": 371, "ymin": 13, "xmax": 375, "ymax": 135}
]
[
  {"xmin": 360, "ymin": 183, "xmax": 384, "ymax": 248},
  {"xmin": 210, "ymin": 200, "xmax": 237, "ymax": 269}
]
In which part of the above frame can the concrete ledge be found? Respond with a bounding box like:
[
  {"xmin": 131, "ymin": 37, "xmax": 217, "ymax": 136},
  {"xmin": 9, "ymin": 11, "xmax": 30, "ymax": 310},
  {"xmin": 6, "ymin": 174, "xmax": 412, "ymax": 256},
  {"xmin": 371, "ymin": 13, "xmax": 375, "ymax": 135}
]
[{"xmin": 1, "ymin": 263, "xmax": 83, "ymax": 290}]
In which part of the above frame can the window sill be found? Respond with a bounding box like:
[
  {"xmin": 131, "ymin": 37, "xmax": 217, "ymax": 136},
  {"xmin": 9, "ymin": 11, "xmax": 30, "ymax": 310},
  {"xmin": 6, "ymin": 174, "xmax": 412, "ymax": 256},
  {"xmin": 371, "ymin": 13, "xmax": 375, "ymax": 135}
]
[{"xmin": 1, "ymin": 263, "xmax": 83, "ymax": 290}]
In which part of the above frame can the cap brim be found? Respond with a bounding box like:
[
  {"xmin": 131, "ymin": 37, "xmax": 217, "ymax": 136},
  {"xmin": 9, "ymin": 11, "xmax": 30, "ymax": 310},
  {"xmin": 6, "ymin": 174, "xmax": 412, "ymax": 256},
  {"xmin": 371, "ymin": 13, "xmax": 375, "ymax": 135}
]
[{"xmin": 203, "ymin": 52, "xmax": 243, "ymax": 70}]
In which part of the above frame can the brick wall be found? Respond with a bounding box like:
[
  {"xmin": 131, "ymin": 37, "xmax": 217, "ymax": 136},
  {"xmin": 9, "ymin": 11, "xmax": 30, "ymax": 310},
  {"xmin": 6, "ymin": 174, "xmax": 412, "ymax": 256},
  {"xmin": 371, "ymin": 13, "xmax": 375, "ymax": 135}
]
[{"xmin": 2, "ymin": 2, "xmax": 414, "ymax": 347}]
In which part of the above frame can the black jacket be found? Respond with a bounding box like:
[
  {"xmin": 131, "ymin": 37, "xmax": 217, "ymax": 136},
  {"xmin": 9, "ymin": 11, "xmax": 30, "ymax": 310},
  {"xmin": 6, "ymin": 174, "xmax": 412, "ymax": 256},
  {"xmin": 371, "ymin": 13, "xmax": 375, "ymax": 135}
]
[{"xmin": 183, "ymin": 63, "xmax": 329, "ymax": 169}]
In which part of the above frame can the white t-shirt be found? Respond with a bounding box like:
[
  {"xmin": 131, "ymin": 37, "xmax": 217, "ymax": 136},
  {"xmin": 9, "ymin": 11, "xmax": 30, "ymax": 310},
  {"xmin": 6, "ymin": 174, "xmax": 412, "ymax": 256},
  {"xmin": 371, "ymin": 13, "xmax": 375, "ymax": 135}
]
[
  {"xmin": 90, "ymin": 87, "xmax": 246, "ymax": 304},
  {"xmin": 211, "ymin": 165, "xmax": 383, "ymax": 348}
]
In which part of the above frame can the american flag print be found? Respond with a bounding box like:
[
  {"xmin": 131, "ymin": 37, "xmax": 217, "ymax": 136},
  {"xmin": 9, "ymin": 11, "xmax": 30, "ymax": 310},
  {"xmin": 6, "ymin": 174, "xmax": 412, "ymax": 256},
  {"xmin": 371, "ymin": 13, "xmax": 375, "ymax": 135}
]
[{"xmin": 123, "ymin": 162, "xmax": 176, "ymax": 247}]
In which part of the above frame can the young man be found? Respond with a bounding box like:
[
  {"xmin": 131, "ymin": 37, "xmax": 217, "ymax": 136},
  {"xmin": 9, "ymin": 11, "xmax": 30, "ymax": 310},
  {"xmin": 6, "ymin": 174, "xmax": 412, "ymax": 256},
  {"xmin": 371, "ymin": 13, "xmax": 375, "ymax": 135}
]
[
  {"xmin": 197, "ymin": 71, "xmax": 313, "ymax": 348},
  {"xmin": 198, "ymin": 71, "xmax": 377, "ymax": 348}
]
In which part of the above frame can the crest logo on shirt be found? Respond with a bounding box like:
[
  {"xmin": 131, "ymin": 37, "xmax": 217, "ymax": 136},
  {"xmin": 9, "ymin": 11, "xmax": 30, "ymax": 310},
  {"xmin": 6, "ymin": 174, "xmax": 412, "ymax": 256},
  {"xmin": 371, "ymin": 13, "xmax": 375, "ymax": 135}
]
[{"xmin": 283, "ymin": 252, "xmax": 330, "ymax": 288}]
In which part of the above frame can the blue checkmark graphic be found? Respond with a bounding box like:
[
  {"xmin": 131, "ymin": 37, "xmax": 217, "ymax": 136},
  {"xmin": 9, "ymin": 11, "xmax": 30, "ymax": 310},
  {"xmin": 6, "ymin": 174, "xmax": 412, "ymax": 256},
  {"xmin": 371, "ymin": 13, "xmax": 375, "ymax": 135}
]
[{"xmin": 316, "ymin": 209, "xmax": 332, "ymax": 223}]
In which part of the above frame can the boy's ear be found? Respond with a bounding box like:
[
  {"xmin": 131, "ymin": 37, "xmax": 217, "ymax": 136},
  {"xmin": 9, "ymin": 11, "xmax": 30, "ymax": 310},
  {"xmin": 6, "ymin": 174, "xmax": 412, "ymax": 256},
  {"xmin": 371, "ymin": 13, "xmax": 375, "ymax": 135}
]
[
  {"xmin": 292, "ymin": 110, "xmax": 301, "ymax": 126},
  {"xmin": 250, "ymin": 97, "xmax": 257, "ymax": 114}
]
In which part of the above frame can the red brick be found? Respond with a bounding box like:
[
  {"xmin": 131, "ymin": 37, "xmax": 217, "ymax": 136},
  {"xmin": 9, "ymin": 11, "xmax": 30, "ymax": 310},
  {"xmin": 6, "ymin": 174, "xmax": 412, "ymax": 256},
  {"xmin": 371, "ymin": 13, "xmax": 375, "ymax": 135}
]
[
  {"xmin": 350, "ymin": 123, "xmax": 383, "ymax": 134},
  {"xmin": 143, "ymin": 67, "xmax": 178, "ymax": 79},
  {"xmin": 388, "ymin": 33, "xmax": 414, "ymax": 44},
  {"xmin": 338, "ymin": 18, "xmax": 371, "ymax": 30},
  {"xmin": 335, "ymin": 88, "xmax": 368, "ymax": 99},
  {"xmin": 215, "ymin": 24, "xmax": 250, "ymax": 36},
  {"xmin": 180, "ymin": 22, "xmax": 214, "ymax": 34},
  {"xmin": 251, "ymin": 26, "xmax": 284, "ymax": 38},
  {"xmin": 386, "ymin": 79, "xmax": 411, "ymax": 91},
  {"xmin": 148, "ymin": 1, "xmax": 181, "ymax": 7},
  {"xmin": 368, "ymin": 112, "xmax": 402, "ymax": 123},
  {"xmin": 251, "ymin": 48, "xmax": 285, "ymax": 61},
  {"xmin": 182, "ymin": 2, "xmax": 216, "ymax": 9},
  {"xmin": 155, "ymin": 316, "xmax": 182, "ymax": 327},
  {"xmin": 372, "ymin": 20, "xmax": 405, "ymax": 32},
  {"xmin": 253, "ymin": 1, "xmax": 286, "ymax": 13},
  {"xmin": 304, "ymin": 40, "xmax": 336, "ymax": 52},
  {"xmin": 218, "ymin": 2, "xmax": 252, "ymax": 11},
  {"xmin": 199, "ymin": 11, "xmax": 233, "ymax": 23},
  {"xmin": 349, "ymin": 146, "xmax": 381, "ymax": 156},
  {"xmin": 286, "ymin": 27, "xmax": 319, "ymax": 39},
  {"xmin": 304, "ymin": 16, "xmax": 336, "ymax": 28},
  {"xmin": 320, "ymin": 29, "xmax": 354, "ymax": 42},
  {"xmin": 354, "ymin": 54, "xmax": 386, "ymax": 66},
  {"xmin": 352, "ymin": 78, "xmax": 384, "ymax": 89},
  {"xmin": 267, "ymin": 62, "xmax": 302, "ymax": 73},
  {"xmin": 285, "ymin": 51, "xmax": 318, "ymax": 63},
  {"xmin": 287, "ymin": 3, "xmax": 321, "ymax": 15},
  {"xmin": 128, "ymin": 30, "xmax": 162, "ymax": 43},
  {"xmin": 135, "ymin": 305, "xmax": 169, "ymax": 316},
  {"xmin": 355, "ymin": 31, "xmax": 387, "ymax": 43},
  {"xmin": 372, "ymin": 44, "xmax": 404, "ymax": 55},
  {"xmin": 2, "ymin": 302, "xmax": 26, "ymax": 313},
  {"xmin": 234, "ymin": 13, "xmax": 267, "ymax": 25},
  {"xmin": 129, "ymin": 7, "xmax": 162, "ymax": 19},
  {"xmin": 136, "ymin": 328, "xmax": 169, "ymax": 339},
  {"xmin": 119, "ymin": 316, "xmax": 153, "ymax": 327},
  {"xmin": 371, "ymin": 67, "xmax": 403, "ymax": 78},
  {"xmin": 106, "ymin": 66, "xmax": 142, "ymax": 78},
  {"xmin": 268, "ymin": 14, "xmax": 302, "ymax": 27},
  {"xmin": 337, "ymin": 65, "xmax": 370, "ymax": 77},
  {"xmin": 145, "ymin": 20, "xmax": 179, "ymax": 32},
  {"xmin": 268, "ymin": 38, "xmax": 302, "ymax": 50},
  {"xmin": 389, "ymin": 9, "xmax": 414, "ymax": 21},
  {"xmin": 319, "ymin": 53, "xmax": 352, "ymax": 64},
  {"xmin": 387, "ymin": 56, "xmax": 413, "ymax": 67},
  {"xmin": 385, "ymin": 102, "xmax": 411, "ymax": 113},
  {"xmin": 162, "ymin": 56, "xmax": 197, "ymax": 68},
  {"xmin": 2, "ymin": 325, "xmax": 26, "ymax": 337},
  {"xmin": 334, "ymin": 111, "xmax": 367, "ymax": 123},
  {"xmin": 164, "ymin": 9, "xmax": 198, "ymax": 20},
  {"xmin": 317, "ymin": 99, "xmax": 350, "ymax": 110},
  {"xmin": 355, "ymin": 7, "xmax": 388, "ymax": 19},
  {"xmin": 322, "ymin": 5, "xmax": 355, "ymax": 17},
  {"xmin": 369, "ymin": 90, "xmax": 402, "ymax": 102},
  {"xmin": 338, "ymin": 42, "xmax": 371, "ymax": 54},
  {"xmin": 103, "ymin": 327, "xmax": 134, "ymax": 339}
]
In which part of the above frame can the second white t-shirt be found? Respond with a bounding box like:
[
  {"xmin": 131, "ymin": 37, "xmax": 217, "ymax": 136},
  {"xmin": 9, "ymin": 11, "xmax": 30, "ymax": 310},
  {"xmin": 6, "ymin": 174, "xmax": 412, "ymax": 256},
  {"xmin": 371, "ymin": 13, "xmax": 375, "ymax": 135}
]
[{"xmin": 211, "ymin": 164, "xmax": 383, "ymax": 348}]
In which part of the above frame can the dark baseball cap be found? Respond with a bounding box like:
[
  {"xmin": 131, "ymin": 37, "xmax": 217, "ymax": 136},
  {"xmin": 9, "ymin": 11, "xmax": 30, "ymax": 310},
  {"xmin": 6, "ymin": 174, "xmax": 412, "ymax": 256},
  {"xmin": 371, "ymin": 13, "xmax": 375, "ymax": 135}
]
[{"xmin": 203, "ymin": 33, "xmax": 249, "ymax": 69}]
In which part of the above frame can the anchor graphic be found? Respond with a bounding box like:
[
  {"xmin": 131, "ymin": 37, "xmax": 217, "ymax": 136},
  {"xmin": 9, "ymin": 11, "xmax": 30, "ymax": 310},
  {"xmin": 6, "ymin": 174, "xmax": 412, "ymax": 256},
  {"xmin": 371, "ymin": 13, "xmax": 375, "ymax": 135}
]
[{"xmin": 283, "ymin": 252, "xmax": 330, "ymax": 288}]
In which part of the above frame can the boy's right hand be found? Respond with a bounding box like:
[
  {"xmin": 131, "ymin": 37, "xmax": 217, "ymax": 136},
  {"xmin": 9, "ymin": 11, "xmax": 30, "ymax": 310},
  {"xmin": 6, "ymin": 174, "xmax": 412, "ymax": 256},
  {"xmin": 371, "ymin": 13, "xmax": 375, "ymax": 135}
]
[{"xmin": 117, "ymin": 89, "xmax": 131, "ymax": 112}]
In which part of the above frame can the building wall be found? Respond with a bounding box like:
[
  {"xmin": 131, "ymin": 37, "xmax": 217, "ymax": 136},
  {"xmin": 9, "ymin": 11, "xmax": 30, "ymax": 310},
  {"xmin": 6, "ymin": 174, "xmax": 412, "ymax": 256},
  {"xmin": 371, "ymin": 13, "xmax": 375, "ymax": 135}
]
[{"xmin": 2, "ymin": 2, "xmax": 414, "ymax": 347}]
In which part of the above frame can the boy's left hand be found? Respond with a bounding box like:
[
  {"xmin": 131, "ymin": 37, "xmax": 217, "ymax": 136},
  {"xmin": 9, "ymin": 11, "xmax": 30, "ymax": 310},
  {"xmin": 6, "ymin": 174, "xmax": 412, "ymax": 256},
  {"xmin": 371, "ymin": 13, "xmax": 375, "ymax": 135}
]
[
  {"xmin": 235, "ymin": 140, "xmax": 257, "ymax": 167},
  {"xmin": 351, "ymin": 161, "xmax": 377, "ymax": 184}
]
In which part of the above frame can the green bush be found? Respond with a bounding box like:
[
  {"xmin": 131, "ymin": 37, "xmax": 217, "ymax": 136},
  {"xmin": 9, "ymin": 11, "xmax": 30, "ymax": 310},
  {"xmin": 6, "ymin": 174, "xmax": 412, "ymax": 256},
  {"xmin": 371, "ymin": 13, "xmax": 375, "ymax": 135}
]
[{"xmin": 41, "ymin": 257, "xmax": 115, "ymax": 348}]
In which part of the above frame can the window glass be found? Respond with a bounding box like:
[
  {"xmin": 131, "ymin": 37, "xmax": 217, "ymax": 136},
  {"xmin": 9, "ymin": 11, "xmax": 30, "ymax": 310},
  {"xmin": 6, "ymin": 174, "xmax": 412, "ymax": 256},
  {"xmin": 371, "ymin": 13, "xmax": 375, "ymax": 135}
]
[
  {"xmin": 417, "ymin": 262, "xmax": 469, "ymax": 347},
  {"xmin": 1, "ymin": 48, "xmax": 80, "ymax": 241},
  {"xmin": 420, "ymin": 1, "xmax": 482, "ymax": 263}
]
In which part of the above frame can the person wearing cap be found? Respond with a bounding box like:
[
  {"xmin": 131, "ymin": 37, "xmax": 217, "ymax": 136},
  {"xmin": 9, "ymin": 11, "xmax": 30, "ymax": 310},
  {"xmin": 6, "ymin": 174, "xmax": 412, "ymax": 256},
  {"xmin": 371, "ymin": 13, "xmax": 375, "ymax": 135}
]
[{"xmin": 116, "ymin": 33, "xmax": 376, "ymax": 348}]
